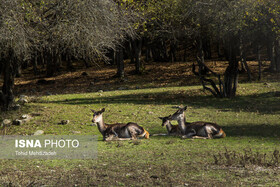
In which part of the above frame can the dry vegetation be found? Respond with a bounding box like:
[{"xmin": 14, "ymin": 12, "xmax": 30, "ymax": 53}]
[{"xmin": 11, "ymin": 60, "xmax": 278, "ymax": 97}]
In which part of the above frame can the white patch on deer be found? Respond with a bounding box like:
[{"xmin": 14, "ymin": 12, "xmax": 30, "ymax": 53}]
[
  {"xmin": 205, "ymin": 126, "xmax": 214, "ymax": 134},
  {"xmin": 95, "ymin": 115, "xmax": 102, "ymax": 123}
]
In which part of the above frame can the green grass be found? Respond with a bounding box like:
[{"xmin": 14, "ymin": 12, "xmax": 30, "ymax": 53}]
[{"xmin": 1, "ymin": 82, "xmax": 280, "ymax": 186}]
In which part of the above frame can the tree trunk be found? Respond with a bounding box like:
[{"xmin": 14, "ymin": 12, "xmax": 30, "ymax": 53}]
[
  {"xmin": 269, "ymin": 39, "xmax": 277, "ymax": 72},
  {"xmin": 223, "ymin": 38, "xmax": 229, "ymax": 61},
  {"xmin": 193, "ymin": 35, "xmax": 239, "ymax": 98},
  {"xmin": 196, "ymin": 37, "xmax": 208, "ymax": 75},
  {"xmin": 151, "ymin": 39, "xmax": 168, "ymax": 62},
  {"xmin": 15, "ymin": 63, "xmax": 22, "ymax": 78},
  {"xmin": 128, "ymin": 39, "xmax": 134, "ymax": 64},
  {"xmin": 66, "ymin": 52, "xmax": 74, "ymax": 71},
  {"xmin": 162, "ymin": 40, "xmax": 168, "ymax": 61},
  {"xmin": 116, "ymin": 47, "xmax": 124, "ymax": 78},
  {"xmin": 41, "ymin": 50, "xmax": 45, "ymax": 68},
  {"xmin": 132, "ymin": 38, "xmax": 143, "ymax": 74},
  {"xmin": 83, "ymin": 56, "xmax": 92, "ymax": 68},
  {"xmin": 58, "ymin": 50, "xmax": 62, "ymax": 70},
  {"xmin": 257, "ymin": 45, "xmax": 262, "ymax": 80},
  {"xmin": 275, "ymin": 39, "xmax": 280, "ymax": 72},
  {"xmin": 107, "ymin": 49, "xmax": 115, "ymax": 65},
  {"xmin": 217, "ymin": 40, "xmax": 223, "ymax": 59},
  {"xmin": 267, "ymin": 37, "xmax": 272, "ymax": 62},
  {"xmin": 169, "ymin": 40, "xmax": 177, "ymax": 63},
  {"xmin": 151, "ymin": 47, "xmax": 159, "ymax": 62},
  {"xmin": 33, "ymin": 50, "xmax": 38, "ymax": 75},
  {"xmin": 46, "ymin": 48, "xmax": 58, "ymax": 77},
  {"xmin": 240, "ymin": 36, "xmax": 251, "ymax": 81},
  {"xmin": 145, "ymin": 42, "xmax": 152, "ymax": 62},
  {"xmin": 203, "ymin": 36, "xmax": 211, "ymax": 59},
  {"xmin": 0, "ymin": 51, "xmax": 16, "ymax": 111},
  {"xmin": 224, "ymin": 36, "xmax": 239, "ymax": 98},
  {"xmin": 183, "ymin": 47, "xmax": 187, "ymax": 62}
]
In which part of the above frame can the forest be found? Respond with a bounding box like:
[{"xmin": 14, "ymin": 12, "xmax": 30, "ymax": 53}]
[
  {"xmin": 0, "ymin": 0, "xmax": 280, "ymax": 186},
  {"xmin": 0, "ymin": 0, "xmax": 279, "ymax": 110}
]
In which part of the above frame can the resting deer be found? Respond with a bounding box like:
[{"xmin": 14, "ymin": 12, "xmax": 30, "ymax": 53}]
[
  {"xmin": 169, "ymin": 106, "xmax": 226, "ymax": 139},
  {"xmin": 158, "ymin": 116, "xmax": 182, "ymax": 136},
  {"xmin": 91, "ymin": 108, "xmax": 149, "ymax": 141}
]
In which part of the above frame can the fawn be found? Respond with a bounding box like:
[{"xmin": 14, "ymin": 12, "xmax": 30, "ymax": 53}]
[{"xmin": 158, "ymin": 116, "xmax": 182, "ymax": 136}]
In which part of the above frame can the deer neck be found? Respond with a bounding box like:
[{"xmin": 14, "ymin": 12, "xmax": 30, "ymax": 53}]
[
  {"xmin": 96, "ymin": 116, "xmax": 107, "ymax": 135},
  {"xmin": 166, "ymin": 122, "xmax": 173, "ymax": 133},
  {"xmin": 177, "ymin": 114, "xmax": 187, "ymax": 134}
]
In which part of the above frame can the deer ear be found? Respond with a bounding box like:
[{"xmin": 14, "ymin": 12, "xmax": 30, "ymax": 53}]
[
  {"xmin": 158, "ymin": 117, "xmax": 163, "ymax": 120},
  {"xmin": 101, "ymin": 108, "xmax": 105, "ymax": 113},
  {"xmin": 183, "ymin": 106, "xmax": 188, "ymax": 110},
  {"xmin": 91, "ymin": 109, "xmax": 95, "ymax": 113}
]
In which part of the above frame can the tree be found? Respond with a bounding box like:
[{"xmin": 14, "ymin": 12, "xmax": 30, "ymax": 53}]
[
  {"xmin": 261, "ymin": 0, "xmax": 280, "ymax": 72},
  {"xmin": 0, "ymin": 0, "xmax": 136, "ymax": 111},
  {"xmin": 0, "ymin": 0, "xmax": 34, "ymax": 110},
  {"xmin": 32, "ymin": 0, "xmax": 136, "ymax": 76},
  {"xmin": 184, "ymin": 0, "xmax": 256, "ymax": 98}
]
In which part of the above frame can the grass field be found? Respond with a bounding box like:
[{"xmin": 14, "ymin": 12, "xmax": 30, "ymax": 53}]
[{"xmin": 1, "ymin": 62, "xmax": 280, "ymax": 186}]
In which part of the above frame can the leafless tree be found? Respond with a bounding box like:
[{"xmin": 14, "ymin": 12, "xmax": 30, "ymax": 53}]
[
  {"xmin": 0, "ymin": 0, "xmax": 137, "ymax": 110},
  {"xmin": 29, "ymin": 0, "xmax": 136, "ymax": 76},
  {"xmin": 0, "ymin": 0, "xmax": 35, "ymax": 110}
]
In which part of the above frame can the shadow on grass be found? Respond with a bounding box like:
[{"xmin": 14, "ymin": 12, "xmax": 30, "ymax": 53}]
[
  {"xmin": 44, "ymin": 91, "xmax": 280, "ymax": 115},
  {"xmin": 223, "ymin": 124, "xmax": 280, "ymax": 138},
  {"xmin": 148, "ymin": 123, "xmax": 280, "ymax": 140}
]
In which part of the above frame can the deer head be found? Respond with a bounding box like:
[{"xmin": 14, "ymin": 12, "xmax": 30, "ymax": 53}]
[
  {"xmin": 158, "ymin": 115, "xmax": 172, "ymax": 127},
  {"xmin": 169, "ymin": 106, "xmax": 187, "ymax": 121},
  {"xmin": 91, "ymin": 108, "xmax": 105, "ymax": 123}
]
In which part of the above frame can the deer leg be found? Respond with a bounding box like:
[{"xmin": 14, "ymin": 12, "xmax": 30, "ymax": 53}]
[
  {"xmin": 151, "ymin": 133, "xmax": 168, "ymax": 136},
  {"xmin": 105, "ymin": 135, "xmax": 132, "ymax": 141},
  {"xmin": 112, "ymin": 129, "xmax": 118, "ymax": 137},
  {"xmin": 191, "ymin": 136, "xmax": 208, "ymax": 139},
  {"xmin": 205, "ymin": 126, "xmax": 213, "ymax": 139},
  {"xmin": 129, "ymin": 130, "xmax": 137, "ymax": 140},
  {"xmin": 127, "ymin": 126, "xmax": 138, "ymax": 140},
  {"xmin": 190, "ymin": 127, "xmax": 212, "ymax": 139},
  {"xmin": 115, "ymin": 138, "xmax": 133, "ymax": 141},
  {"xmin": 182, "ymin": 129, "xmax": 197, "ymax": 139},
  {"xmin": 207, "ymin": 133, "xmax": 213, "ymax": 139},
  {"xmin": 104, "ymin": 134, "xmax": 114, "ymax": 141},
  {"xmin": 131, "ymin": 134, "xmax": 137, "ymax": 140}
]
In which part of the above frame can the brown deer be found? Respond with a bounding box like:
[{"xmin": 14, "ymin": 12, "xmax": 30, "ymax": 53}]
[
  {"xmin": 91, "ymin": 108, "xmax": 149, "ymax": 141},
  {"xmin": 158, "ymin": 116, "xmax": 182, "ymax": 136},
  {"xmin": 169, "ymin": 106, "xmax": 226, "ymax": 139}
]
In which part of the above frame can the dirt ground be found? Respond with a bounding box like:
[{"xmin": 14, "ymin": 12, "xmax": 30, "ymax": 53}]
[{"xmin": 12, "ymin": 60, "xmax": 278, "ymax": 97}]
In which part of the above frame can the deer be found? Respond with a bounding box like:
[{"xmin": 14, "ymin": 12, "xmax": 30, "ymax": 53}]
[
  {"xmin": 91, "ymin": 108, "xmax": 150, "ymax": 141},
  {"xmin": 158, "ymin": 115, "xmax": 182, "ymax": 136},
  {"xmin": 168, "ymin": 106, "xmax": 226, "ymax": 139}
]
